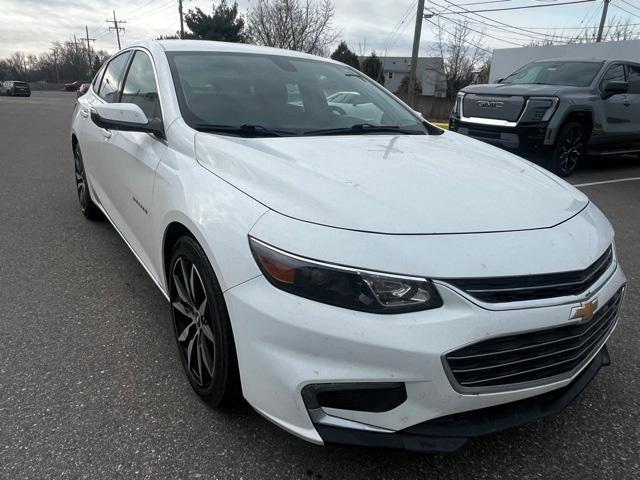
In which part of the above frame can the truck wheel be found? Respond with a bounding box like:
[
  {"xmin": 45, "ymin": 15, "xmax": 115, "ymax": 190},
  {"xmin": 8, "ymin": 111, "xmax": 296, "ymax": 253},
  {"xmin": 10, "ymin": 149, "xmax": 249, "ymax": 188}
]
[{"xmin": 550, "ymin": 122, "xmax": 586, "ymax": 177}]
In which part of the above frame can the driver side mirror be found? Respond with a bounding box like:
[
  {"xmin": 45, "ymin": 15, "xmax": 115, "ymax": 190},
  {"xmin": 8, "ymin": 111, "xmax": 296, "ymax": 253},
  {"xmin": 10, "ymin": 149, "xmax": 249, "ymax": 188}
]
[
  {"xmin": 602, "ymin": 81, "xmax": 629, "ymax": 99},
  {"xmin": 91, "ymin": 103, "xmax": 165, "ymax": 139}
]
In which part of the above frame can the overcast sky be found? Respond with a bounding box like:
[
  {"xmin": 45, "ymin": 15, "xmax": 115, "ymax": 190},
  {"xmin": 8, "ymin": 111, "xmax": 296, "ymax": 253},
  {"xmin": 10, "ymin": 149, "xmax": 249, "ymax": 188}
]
[{"xmin": 0, "ymin": 0, "xmax": 637, "ymax": 59}]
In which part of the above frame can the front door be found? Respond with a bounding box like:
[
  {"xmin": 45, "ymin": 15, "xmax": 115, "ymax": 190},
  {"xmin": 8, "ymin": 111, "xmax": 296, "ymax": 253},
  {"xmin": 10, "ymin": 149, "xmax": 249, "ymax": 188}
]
[{"xmin": 98, "ymin": 49, "xmax": 167, "ymax": 272}]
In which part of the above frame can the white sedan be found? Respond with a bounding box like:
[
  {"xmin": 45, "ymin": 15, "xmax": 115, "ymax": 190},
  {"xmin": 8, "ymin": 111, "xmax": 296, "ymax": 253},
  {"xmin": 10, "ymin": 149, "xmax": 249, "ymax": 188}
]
[{"xmin": 71, "ymin": 40, "xmax": 626, "ymax": 452}]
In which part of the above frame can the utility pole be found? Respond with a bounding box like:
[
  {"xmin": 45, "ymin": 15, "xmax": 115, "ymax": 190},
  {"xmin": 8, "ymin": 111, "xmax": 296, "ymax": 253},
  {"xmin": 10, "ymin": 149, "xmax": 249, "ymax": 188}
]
[
  {"xmin": 179, "ymin": 0, "xmax": 185, "ymax": 39},
  {"xmin": 83, "ymin": 25, "xmax": 96, "ymax": 74},
  {"xmin": 408, "ymin": 0, "xmax": 426, "ymax": 107},
  {"xmin": 596, "ymin": 0, "xmax": 610, "ymax": 42},
  {"xmin": 107, "ymin": 10, "xmax": 126, "ymax": 50}
]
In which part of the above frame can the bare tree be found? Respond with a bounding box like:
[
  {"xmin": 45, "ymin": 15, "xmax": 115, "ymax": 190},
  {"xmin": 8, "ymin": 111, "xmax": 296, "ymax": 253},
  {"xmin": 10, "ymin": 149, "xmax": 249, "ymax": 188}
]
[
  {"xmin": 432, "ymin": 19, "xmax": 489, "ymax": 99},
  {"xmin": 246, "ymin": 0, "xmax": 338, "ymax": 55}
]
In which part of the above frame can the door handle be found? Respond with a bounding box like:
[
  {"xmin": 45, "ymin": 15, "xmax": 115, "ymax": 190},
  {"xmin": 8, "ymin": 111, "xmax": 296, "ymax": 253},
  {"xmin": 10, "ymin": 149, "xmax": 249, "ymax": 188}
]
[
  {"xmin": 101, "ymin": 129, "xmax": 112, "ymax": 139},
  {"xmin": 80, "ymin": 108, "xmax": 89, "ymax": 118}
]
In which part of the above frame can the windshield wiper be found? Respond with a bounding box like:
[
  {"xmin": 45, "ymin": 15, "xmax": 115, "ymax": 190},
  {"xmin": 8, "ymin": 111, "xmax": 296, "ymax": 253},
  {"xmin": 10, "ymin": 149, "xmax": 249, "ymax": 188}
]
[
  {"xmin": 195, "ymin": 123, "xmax": 296, "ymax": 137},
  {"xmin": 303, "ymin": 123, "xmax": 423, "ymax": 136}
]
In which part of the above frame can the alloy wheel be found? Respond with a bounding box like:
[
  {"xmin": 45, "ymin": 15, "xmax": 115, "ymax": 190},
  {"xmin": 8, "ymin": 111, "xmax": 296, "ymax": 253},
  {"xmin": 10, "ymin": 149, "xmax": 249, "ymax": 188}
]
[
  {"xmin": 74, "ymin": 148, "xmax": 86, "ymax": 212},
  {"xmin": 558, "ymin": 129, "xmax": 583, "ymax": 174},
  {"xmin": 171, "ymin": 257, "xmax": 216, "ymax": 387}
]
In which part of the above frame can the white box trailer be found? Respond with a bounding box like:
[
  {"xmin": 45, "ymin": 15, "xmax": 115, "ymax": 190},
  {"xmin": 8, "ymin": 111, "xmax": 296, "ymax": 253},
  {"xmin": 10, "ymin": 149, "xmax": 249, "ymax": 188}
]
[{"xmin": 489, "ymin": 39, "xmax": 640, "ymax": 83}]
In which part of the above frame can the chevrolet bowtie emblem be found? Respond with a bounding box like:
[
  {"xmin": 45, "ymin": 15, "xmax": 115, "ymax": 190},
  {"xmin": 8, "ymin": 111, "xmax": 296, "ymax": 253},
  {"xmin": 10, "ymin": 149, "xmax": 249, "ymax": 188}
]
[{"xmin": 570, "ymin": 299, "xmax": 598, "ymax": 321}]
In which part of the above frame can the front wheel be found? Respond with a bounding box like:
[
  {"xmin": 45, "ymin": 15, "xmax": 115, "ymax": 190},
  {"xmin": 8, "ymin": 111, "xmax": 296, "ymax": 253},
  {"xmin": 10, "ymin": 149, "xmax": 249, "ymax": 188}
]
[
  {"xmin": 550, "ymin": 122, "xmax": 586, "ymax": 177},
  {"xmin": 169, "ymin": 236, "xmax": 242, "ymax": 407},
  {"xmin": 73, "ymin": 144, "xmax": 102, "ymax": 220}
]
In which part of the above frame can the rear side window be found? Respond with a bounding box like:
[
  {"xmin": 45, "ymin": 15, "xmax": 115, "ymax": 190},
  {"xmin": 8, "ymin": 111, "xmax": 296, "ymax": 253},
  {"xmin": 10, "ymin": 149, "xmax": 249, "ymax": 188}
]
[
  {"xmin": 600, "ymin": 64, "xmax": 626, "ymax": 88},
  {"xmin": 628, "ymin": 65, "xmax": 640, "ymax": 94},
  {"xmin": 98, "ymin": 52, "xmax": 130, "ymax": 103},
  {"xmin": 120, "ymin": 51, "xmax": 161, "ymax": 119}
]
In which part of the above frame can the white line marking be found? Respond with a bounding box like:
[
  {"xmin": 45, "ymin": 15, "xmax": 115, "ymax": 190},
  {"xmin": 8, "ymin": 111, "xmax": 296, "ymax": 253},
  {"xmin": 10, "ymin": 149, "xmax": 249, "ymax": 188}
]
[{"xmin": 573, "ymin": 177, "xmax": 640, "ymax": 188}]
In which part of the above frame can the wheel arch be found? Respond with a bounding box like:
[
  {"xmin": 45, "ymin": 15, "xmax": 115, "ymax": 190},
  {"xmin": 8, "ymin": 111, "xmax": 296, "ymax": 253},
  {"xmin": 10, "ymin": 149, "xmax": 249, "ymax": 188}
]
[
  {"xmin": 163, "ymin": 221, "xmax": 196, "ymax": 286},
  {"xmin": 557, "ymin": 110, "xmax": 593, "ymax": 144}
]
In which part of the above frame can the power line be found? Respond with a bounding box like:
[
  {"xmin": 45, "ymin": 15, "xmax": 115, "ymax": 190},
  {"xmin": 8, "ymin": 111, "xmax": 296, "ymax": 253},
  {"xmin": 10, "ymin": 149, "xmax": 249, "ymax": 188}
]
[
  {"xmin": 384, "ymin": 0, "xmax": 419, "ymax": 53},
  {"xmin": 438, "ymin": 14, "xmax": 525, "ymax": 45},
  {"xmin": 426, "ymin": 17, "xmax": 494, "ymax": 53},
  {"xmin": 438, "ymin": 0, "xmax": 596, "ymax": 15},
  {"xmin": 611, "ymin": 1, "xmax": 640, "ymax": 18},
  {"xmin": 618, "ymin": 0, "xmax": 640, "ymax": 12},
  {"xmin": 433, "ymin": 0, "xmax": 578, "ymax": 41},
  {"xmin": 457, "ymin": 0, "xmax": 513, "ymax": 5}
]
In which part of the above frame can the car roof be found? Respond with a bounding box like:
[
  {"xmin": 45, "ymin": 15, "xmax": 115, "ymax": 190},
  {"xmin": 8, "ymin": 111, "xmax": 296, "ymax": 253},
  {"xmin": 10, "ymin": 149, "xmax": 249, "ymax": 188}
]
[
  {"xmin": 532, "ymin": 58, "xmax": 606, "ymax": 63},
  {"xmin": 132, "ymin": 39, "xmax": 339, "ymax": 64}
]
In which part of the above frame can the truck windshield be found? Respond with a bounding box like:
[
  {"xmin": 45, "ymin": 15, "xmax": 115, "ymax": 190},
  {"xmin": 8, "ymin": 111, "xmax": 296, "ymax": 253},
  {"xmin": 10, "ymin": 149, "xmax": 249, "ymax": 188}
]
[
  {"xmin": 166, "ymin": 51, "xmax": 427, "ymax": 137},
  {"xmin": 501, "ymin": 61, "xmax": 604, "ymax": 87}
]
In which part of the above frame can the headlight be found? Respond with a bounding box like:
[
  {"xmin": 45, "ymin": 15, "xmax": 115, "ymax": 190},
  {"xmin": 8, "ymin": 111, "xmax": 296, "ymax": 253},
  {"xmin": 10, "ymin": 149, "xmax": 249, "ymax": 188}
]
[
  {"xmin": 453, "ymin": 92, "xmax": 465, "ymax": 117},
  {"xmin": 520, "ymin": 97, "xmax": 559, "ymax": 123},
  {"xmin": 249, "ymin": 237, "xmax": 443, "ymax": 314}
]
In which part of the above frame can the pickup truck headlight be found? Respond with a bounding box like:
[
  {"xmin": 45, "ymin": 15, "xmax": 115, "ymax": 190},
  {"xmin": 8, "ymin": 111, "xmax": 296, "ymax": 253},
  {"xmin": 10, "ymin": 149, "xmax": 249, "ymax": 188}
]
[
  {"xmin": 452, "ymin": 92, "xmax": 465, "ymax": 117},
  {"xmin": 520, "ymin": 97, "xmax": 559, "ymax": 123},
  {"xmin": 249, "ymin": 237, "xmax": 443, "ymax": 314}
]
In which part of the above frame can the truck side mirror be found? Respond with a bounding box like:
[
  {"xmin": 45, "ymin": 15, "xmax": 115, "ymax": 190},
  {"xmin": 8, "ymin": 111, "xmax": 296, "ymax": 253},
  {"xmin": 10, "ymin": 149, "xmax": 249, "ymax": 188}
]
[{"xmin": 602, "ymin": 81, "xmax": 629, "ymax": 99}]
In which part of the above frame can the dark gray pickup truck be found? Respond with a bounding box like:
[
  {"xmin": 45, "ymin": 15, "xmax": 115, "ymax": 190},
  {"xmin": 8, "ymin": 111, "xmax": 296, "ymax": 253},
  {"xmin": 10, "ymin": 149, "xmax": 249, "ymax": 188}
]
[{"xmin": 449, "ymin": 59, "xmax": 640, "ymax": 176}]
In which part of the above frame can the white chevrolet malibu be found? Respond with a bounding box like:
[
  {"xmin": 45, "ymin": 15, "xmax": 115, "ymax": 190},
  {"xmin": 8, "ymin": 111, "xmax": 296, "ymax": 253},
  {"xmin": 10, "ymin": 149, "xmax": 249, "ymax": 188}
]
[{"xmin": 71, "ymin": 40, "xmax": 626, "ymax": 452}]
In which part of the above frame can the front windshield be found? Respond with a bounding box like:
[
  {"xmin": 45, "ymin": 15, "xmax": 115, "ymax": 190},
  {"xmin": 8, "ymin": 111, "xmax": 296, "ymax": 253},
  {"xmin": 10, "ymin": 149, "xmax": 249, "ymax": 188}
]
[
  {"xmin": 501, "ymin": 61, "xmax": 604, "ymax": 87},
  {"xmin": 166, "ymin": 51, "xmax": 427, "ymax": 136}
]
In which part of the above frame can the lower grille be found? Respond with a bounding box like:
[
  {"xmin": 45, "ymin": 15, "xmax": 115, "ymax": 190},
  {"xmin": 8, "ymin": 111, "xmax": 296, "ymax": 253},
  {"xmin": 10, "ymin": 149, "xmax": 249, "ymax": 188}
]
[{"xmin": 445, "ymin": 288, "xmax": 623, "ymax": 391}]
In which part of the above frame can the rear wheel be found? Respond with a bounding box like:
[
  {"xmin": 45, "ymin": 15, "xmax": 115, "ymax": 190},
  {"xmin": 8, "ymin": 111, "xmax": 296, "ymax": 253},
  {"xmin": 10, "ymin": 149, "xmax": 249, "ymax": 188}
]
[
  {"xmin": 73, "ymin": 144, "xmax": 102, "ymax": 220},
  {"xmin": 169, "ymin": 236, "xmax": 242, "ymax": 407},
  {"xmin": 550, "ymin": 122, "xmax": 586, "ymax": 177}
]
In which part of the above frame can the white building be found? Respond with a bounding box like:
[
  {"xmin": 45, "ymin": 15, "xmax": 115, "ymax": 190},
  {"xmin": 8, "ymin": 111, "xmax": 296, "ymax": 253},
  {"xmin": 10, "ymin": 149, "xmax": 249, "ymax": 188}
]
[
  {"xmin": 490, "ymin": 39, "xmax": 640, "ymax": 83},
  {"xmin": 360, "ymin": 56, "xmax": 447, "ymax": 97}
]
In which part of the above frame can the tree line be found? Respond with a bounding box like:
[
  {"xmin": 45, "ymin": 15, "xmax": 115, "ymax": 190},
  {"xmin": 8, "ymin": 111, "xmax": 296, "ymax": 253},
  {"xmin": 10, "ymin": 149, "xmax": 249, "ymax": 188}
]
[{"xmin": 0, "ymin": 41, "xmax": 110, "ymax": 83}]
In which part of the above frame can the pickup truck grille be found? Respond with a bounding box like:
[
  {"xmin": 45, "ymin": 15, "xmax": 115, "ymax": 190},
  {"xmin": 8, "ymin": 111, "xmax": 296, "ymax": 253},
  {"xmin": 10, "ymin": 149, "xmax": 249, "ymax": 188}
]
[
  {"xmin": 445, "ymin": 287, "xmax": 623, "ymax": 390},
  {"xmin": 462, "ymin": 94, "xmax": 525, "ymax": 122},
  {"xmin": 444, "ymin": 246, "xmax": 613, "ymax": 303}
]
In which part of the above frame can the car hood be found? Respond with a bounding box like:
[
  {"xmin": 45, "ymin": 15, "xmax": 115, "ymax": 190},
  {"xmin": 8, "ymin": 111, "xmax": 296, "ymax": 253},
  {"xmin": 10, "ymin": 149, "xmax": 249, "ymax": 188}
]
[
  {"xmin": 462, "ymin": 83, "xmax": 579, "ymax": 96},
  {"xmin": 195, "ymin": 131, "xmax": 588, "ymax": 234}
]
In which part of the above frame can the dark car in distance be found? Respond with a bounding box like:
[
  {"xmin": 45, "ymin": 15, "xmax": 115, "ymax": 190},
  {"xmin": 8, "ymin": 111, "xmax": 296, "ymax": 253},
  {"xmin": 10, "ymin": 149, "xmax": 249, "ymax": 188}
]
[
  {"xmin": 450, "ymin": 59, "xmax": 640, "ymax": 176},
  {"xmin": 2, "ymin": 80, "xmax": 31, "ymax": 97}
]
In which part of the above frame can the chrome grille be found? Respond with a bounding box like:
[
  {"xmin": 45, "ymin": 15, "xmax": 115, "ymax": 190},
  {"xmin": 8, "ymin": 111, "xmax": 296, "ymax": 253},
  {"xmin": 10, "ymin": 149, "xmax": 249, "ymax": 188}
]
[
  {"xmin": 445, "ymin": 287, "xmax": 623, "ymax": 391},
  {"xmin": 444, "ymin": 246, "xmax": 613, "ymax": 303},
  {"xmin": 462, "ymin": 93, "xmax": 525, "ymax": 121}
]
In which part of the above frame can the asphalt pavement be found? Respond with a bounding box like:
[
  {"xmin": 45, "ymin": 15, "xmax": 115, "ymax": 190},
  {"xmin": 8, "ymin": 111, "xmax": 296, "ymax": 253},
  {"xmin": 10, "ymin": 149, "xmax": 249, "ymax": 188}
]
[{"xmin": 1, "ymin": 91, "xmax": 639, "ymax": 480}]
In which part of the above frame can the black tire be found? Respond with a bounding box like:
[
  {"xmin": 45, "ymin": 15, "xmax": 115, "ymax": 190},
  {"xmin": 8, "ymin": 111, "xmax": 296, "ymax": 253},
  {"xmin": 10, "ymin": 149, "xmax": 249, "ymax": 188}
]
[
  {"xmin": 169, "ymin": 236, "xmax": 242, "ymax": 407},
  {"xmin": 550, "ymin": 122, "xmax": 586, "ymax": 177},
  {"xmin": 73, "ymin": 144, "xmax": 102, "ymax": 220}
]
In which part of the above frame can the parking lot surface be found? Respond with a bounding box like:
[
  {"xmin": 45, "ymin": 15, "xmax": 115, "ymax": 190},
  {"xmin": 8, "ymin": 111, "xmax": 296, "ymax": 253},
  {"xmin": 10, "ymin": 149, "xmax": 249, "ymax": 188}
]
[{"xmin": 1, "ymin": 91, "xmax": 638, "ymax": 479}]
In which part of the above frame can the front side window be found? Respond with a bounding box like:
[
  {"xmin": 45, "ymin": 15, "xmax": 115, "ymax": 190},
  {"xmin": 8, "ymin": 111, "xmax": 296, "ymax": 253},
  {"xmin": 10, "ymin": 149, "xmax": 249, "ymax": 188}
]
[
  {"xmin": 121, "ymin": 51, "xmax": 161, "ymax": 119},
  {"xmin": 502, "ymin": 61, "xmax": 604, "ymax": 87},
  {"xmin": 166, "ymin": 51, "xmax": 427, "ymax": 136},
  {"xmin": 98, "ymin": 52, "xmax": 130, "ymax": 103},
  {"xmin": 600, "ymin": 64, "xmax": 626, "ymax": 88}
]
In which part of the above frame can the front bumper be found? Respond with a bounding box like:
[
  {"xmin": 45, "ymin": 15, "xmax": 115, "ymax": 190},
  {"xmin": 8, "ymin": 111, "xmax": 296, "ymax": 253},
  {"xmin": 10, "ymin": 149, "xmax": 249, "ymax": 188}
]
[
  {"xmin": 449, "ymin": 116, "xmax": 550, "ymax": 150},
  {"xmin": 224, "ymin": 260, "xmax": 626, "ymax": 448},
  {"xmin": 316, "ymin": 345, "xmax": 610, "ymax": 452}
]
